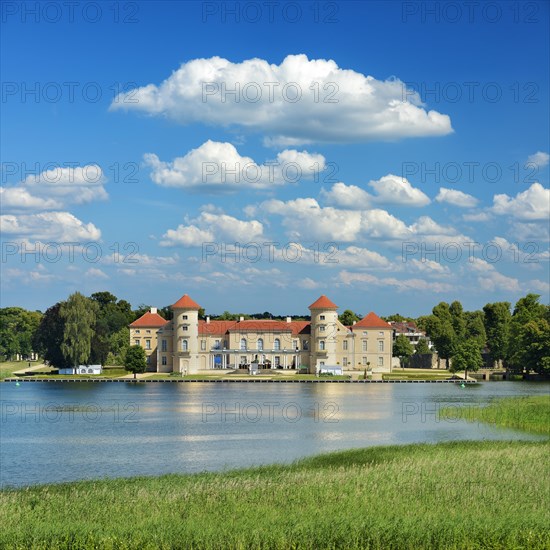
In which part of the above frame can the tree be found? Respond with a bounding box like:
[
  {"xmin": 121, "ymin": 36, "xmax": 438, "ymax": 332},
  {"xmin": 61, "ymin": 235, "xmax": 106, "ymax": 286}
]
[
  {"xmin": 339, "ymin": 309, "xmax": 361, "ymax": 326},
  {"xmin": 450, "ymin": 339, "xmax": 483, "ymax": 380},
  {"xmin": 384, "ymin": 313, "xmax": 413, "ymax": 323},
  {"xmin": 424, "ymin": 303, "xmax": 456, "ymax": 369},
  {"xmin": 450, "ymin": 301, "xmax": 466, "ymax": 341},
  {"xmin": 0, "ymin": 307, "xmax": 42, "ymax": 360},
  {"xmin": 482, "ymin": 302, "xmax": 511, "ymax": 368},
  {"xmin": 107, "ymin": 327, "xmax": 130, "ymax": 366},
  {"xmin": 60, "ymin": 293, "xmax": 98, "ymax": 368},
  {"xmin": 393, "ymin": 335, "xmax": 414, "ymax": 368},
  {"xmin": 464, "ymin": 310, "xmax": 487, "ymax": 348},
  {"xmin": 124, "ymin": 345, "xmax": 147, "ymax": 379},
  {"xmin": 33, "ymin": 303, "xmax": 71, "ymax": 368},
  {"xmin": 415, "ymin": 338, "xmax": 432, "ymax": 354},
  {"xmin": 508, "ymin": 295, "xmax": 549, "ymax": 374}
]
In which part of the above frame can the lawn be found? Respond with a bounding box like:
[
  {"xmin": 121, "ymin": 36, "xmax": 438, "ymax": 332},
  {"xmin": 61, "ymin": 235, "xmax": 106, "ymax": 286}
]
[{"xmin": 1, "ymin": 440, "xmax": 548, "ymax": 549}]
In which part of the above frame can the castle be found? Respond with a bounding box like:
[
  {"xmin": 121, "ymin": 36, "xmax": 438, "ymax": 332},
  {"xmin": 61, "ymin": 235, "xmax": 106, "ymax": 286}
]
[{"xmin": 129, "ymin": 294, "xmax": 393, "ymax": 374}]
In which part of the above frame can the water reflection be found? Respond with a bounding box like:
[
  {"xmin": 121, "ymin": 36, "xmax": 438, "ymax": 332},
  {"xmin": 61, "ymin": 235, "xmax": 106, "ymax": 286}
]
[{"xmin": 1, "ymin": 381, "xmax": 548, "ymax": 487}]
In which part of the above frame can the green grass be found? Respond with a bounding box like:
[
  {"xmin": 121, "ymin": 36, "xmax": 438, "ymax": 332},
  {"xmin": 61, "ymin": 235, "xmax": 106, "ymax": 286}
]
[
  {"xmin": 383, "ymin": 369, "xmax": 452, "ymax": 381},
  {"xmin": 1, "ymin": 440, "xmax": 549, "ymax": 549},
  {"xmin": 441, "ymin": 395, "xmax": 550, "ymax": 435},
  {"xmin": 0, "ymin": 361, "xmax": 48, "ymax": 380},
  {"xmin": 12, "ymin": 368, "xmax": 129, "ymax": 380}
]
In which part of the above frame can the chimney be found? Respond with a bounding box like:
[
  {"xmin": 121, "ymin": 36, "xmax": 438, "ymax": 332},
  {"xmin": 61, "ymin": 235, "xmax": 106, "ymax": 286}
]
[
  {"xmin": 239, "ymin": 316, "xmax": 244, "ymax": 322},
  {"xmin": 286, "ymin": 316, "xmax": 291, "ymax": 323},
  {"xmin": 353, "ymin": 320, "xmax": 357, "ymax": 325},
  {"xmin": 150, "ymin": 307, "xmax": 157, "ymax": 314},
  {"xmin": 206, "ymin": 316, "xmax": 210, "ymax": 324}
]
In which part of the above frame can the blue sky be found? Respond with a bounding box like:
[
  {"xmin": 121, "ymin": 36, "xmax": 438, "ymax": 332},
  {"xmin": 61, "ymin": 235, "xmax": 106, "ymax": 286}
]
[{"xmin": 1, "ymin": 0, "xmax": 549, "ymax": 317}]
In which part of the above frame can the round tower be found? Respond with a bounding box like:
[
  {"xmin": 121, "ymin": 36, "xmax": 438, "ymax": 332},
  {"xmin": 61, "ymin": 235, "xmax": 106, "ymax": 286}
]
[
  {"xmin": 171, "ymin": 294, "xmax": 201, "ymax": 374},
  {"xmin": 308, "ymin": 295, "xmax": 339, "ymax": 373}
]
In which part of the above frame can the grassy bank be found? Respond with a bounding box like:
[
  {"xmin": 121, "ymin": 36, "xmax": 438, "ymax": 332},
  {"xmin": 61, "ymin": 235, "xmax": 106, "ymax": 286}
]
[
  {"xmin": 441, "ymin": 395, "xmax": 550, "ymax": 435},
  {"xmin": 1, "ymin": 440, "xmax": 549, "ymax": 549}
]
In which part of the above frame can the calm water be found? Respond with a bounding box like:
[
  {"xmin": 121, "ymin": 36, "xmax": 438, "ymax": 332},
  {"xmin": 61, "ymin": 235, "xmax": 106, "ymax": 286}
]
[{"xmin": 1, "ymin": 381, "xmax": 548, "ymax": 488}]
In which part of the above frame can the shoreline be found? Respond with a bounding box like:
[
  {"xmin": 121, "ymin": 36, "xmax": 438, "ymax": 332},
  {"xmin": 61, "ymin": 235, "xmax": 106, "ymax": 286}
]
[{"xmin": 2, "ymin": 377, "xmax": 478, "ymax": 384}]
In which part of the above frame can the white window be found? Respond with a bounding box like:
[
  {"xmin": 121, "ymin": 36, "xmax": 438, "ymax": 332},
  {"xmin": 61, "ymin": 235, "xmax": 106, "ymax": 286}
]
[
  {"xmin": 343, "ymin": 357, "xmax": 348, "ymax": 367},
  {"xmin": 161, "ymin": 339, "xmax": 167, "ymax": 352},
  {"xmin": 214, "ymin": 340, "xmax": 220, "ymax": 350},
  {"xmin": 240, "ymin": 356, "xmax": 247, "ymax": 364},
  {"xmin": 162, "ymin": 356, "xmax": 167, "ymax": 366},
  {"xmin": 182, "ymin": 325, "xmax": 188, "ymax": 332},
  {"xmin": 363, "ymin": 331, "xmax": 368, "ymax": 336},
  {"xmin": 257, "ymin": 338, "xmax": 264, "ymax": 351},
  {"xmin": 302, "ymin": 340, "xmax": 309, "ymax": 350},
  {"xmin": 319, "ymin": 325, "xmax": 326, "ymax": 332},
  {"xmin": 135, "ymin": 330, "xmax": 140, "ymax": 334},
  {"xmin": 240, "ymin": 338, "xmax": 247, "ymax": 351},
  {"xmin": 319, "ymin": 340, "xmax": 325, "ymax": 351},
  {"xmin": 362, "ymin": 341, "xmax": 367, "ymax": 352},
  {"xmin": 320, "ymin": 361, "xmax": 325, "ymax": 366},
  {"xmin": 201, "ymin": 340, "xmax": 206, "ymax": 351},
  {"xmin": 182, "ymin": 315, "xmax": 188, "ymax": 320},
  {"xmin": 320, "ymin": 315, "xmax": 325, "ymax": 320},
  {"xmin": 182, "ymin": 340, "xmax": 188, "ymax": 351},
  {"xmin": 146, "ymin": 329, "xmax": 151, "ymax": 334},
  {"xmin": 362, "ymin": 357, "xmax": 368, "ymax": 365},
  {"xmin": 343, "ymin": 340, "xmax": 348, "ymax": 350},
  {"xmin": 379, "ymin": 331, "xmax": 384, "ymax": 337},
  {"xmin": 274, "ymin": 338, "xmax": 281, "ymax": 351},
  {"xmin": 378, "ymin": 357, "xmax": 384, "ymax": 367},
  {"xmin": 274, "ymin": 356, "xmax": 280, "ymax": 367},
  {"xmin": 134, "ymin": 339, "xmax": 140, "ymax": 346},
  {"xmin": 378, "ymin": 340, "xmax": 384, "ymax": 352},
  {"xmin": 293, "ymin": 340, "xmax": 298, "ymax": 349}
]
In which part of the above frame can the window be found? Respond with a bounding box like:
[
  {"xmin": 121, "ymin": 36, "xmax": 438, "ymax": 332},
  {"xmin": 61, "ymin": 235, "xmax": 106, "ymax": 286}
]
[
  {"xmin": 201, "ymin": 340, "xmax": 206, "ymax": 351},
  {"xmin": 134, "ymin": 339, "xmax": 140, "ymax": 346},
  {"xmin": 320, "ymin": 315, "xmax": 325, "ymax": 320},
  {"xmin": 378, "ymin": 340, "xmax": 384, "ymax": 352},
  {"xmin": 362, "ymin": 357, "xmax": 368, "ymax": 365},
  {"xmin": 319, "ymin": 340, "xmax": 325, "ymax": 351},
  {"xmin": 379, "ymin": 331, "xmax": 384, "ymax": 337},
  {"xmin": 182, "ymin": 340, "xmax": 188, "ymax": 351},
  {"xmin": 274, "ymin": 338, "xmax": 280, "ymax": 350},
  {"xmin": 135, "ymin": 330, "xmax": 140, "ymax": 334},
  {"xmin": 145, "ymin": 339, "xmax": 152, "ymax": 350},
  {"xmin": 182, "ymin": 315, "xmax": 188, "ymax": 320},
  {"xmin": 240, "ymin": 356, "xmax": 247, "ymax": 365},
  {"xmin": 319, "ymin": 325, "xmax": 326, "ymax": 332},
  {"xmin": 257, "ymin": 338, "xmax": 264, "ymax": 351},
  {"xmin": 162, "ymin": 356, "xmax": 167, "ymax": 366},
  {"xmin": 378, "ymin": 357, "xmax": 384, "ymax": 367},
  {"xmin": 182, "ymin": 325, "xmax": 188, "ymax": 332},
  {"xmin": 363, "ymin": 331, "xmax": 368, "ymax": 336},
  {"xmin": 161, "ymin": 339, "xmax": 167, "ymax": 352},
  {"xmin": 293, "ymin": 340, "xmax": 298, "ymax": 350},
  {"xmin": 274, "ymin": 356, "xmax": 280, "ymax": 367},
  {"xmin": 303, "ymin": 340, "xmax": 309, "ymax": 350},
  {"xmin": 240, "ymin": 338, "xmax": 247, "ymax": 351},
  {"xmin": 320, "ymin": 361, "xmax": 325, "ymax": 366},
  {"xmin": 362, "ymin": 340, "xmax": 367, "ymax": 352},
  {"xmin": 146, "ymin": 330, "xmax": 151, "ymax": 334},
  {"xmin": 343, "ymin": 340, "xmax": 348, "ymax": 350},
  {"xmin": 343, "ymin": 357, "xmax": 348, "ymax": 367}
]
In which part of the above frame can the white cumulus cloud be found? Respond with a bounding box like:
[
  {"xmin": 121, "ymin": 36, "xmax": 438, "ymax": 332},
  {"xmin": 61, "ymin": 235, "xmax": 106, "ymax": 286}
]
[
  {"xmin": 436, "ymin": 187, "xmax": 479, "ymax": 208},
  {"xmin": 111, "ymin": 54, "xmax": 453, "ymax": 145},
  {"xmin": 492, "ymin": 183, "xmax": 550, "ymax": 220},
  {"xmin": 144, "ymin": 140, "xmax": 325, "ymax": 191}
]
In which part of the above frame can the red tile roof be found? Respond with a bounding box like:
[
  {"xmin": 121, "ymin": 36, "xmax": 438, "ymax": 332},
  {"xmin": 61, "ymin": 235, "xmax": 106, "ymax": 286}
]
[
  {"xmin": 172, "ymin": 294, "xmax": 201, "ymax": 309},
  {"xmin": 354, "ymin": 312, "xmax": 392, "ymax": 329},
  {"xmin": 198, "ymin": 320, "xmax": 239, "ymax": 335},
  {"xmin": 129, "ymin": 312, "xmax": 169, "ymax": 328},
  {"xmin": 198, "ymin": 319, "xmax": 311, "ymax": 336},
  {"xmin": 309, "ymin": 295, "xmax": 338, "ymax": 309}
]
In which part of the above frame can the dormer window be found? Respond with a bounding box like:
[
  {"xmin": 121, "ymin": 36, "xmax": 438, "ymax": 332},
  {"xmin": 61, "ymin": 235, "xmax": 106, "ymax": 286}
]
[
  {"xmin": 320, "ymin": 315, "xmax": 325, "ymax": 320},
  {"xmin": 182, "ymin": 315, "xmax": 188, "ymax": 320}
]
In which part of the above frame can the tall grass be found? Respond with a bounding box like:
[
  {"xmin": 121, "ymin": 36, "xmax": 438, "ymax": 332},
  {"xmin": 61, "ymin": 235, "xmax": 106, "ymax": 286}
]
[
  {"xmin": 440, "ymin": 395, "xmax": 550, "ymax": 435},
  {"xmin": 1, "ymin": 440, "xmax": 549, "ymax": 549}
]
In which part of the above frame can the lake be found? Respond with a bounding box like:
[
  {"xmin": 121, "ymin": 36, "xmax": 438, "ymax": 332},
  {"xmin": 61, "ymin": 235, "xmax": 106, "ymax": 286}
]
[{"xmin": 1, "ymin": 381, "xmax": 548, "ymax": 488}]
